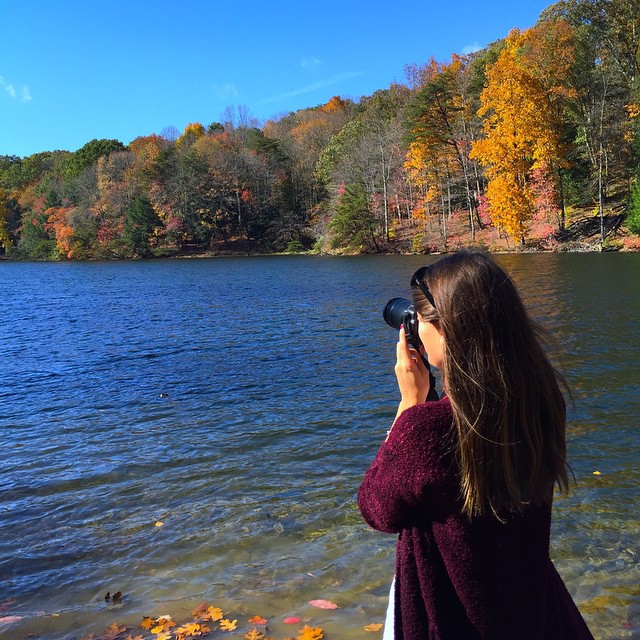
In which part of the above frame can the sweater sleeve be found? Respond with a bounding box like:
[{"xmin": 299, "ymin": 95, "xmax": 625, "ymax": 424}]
[{"xmin": 357, "ymin": 399, "xmax": 452, "ymax": 534}]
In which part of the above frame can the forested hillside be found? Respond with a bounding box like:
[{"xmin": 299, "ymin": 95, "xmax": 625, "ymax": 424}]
[{"xmin": 1, "ymin": 0, "xmax": 639, "ymax": 259}]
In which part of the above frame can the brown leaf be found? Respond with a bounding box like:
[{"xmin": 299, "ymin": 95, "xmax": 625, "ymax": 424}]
[
  {"xmin": 244, "ymin": 630, "xmax": 265, "ymax": 640},
  {"xmin": 102, "ymin": 622, "xmax": 129, "ymax": 640}
]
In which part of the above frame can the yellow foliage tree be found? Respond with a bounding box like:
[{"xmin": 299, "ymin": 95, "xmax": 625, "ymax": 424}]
[
  {"xmin": 404, "ymin": 54, "xmax": 482, "ymax": 239},
  {"xmin": 176, "ymin": 122, "xmax": 206, "ymax": 148},
  {"xmin": 471, "ymin": 23, "xmax": 575, "ymax": 243}
]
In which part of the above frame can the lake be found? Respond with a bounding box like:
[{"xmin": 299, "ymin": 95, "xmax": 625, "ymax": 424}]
[{"xmin": 0, "ymin": 253, "xmax": 638, "ymax": 639}]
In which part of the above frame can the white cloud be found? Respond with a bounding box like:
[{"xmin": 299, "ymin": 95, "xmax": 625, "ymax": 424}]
[
  {"xmin": 1, "ymin": 74, "xmax": 31, "ymax": 102},
  {"xmin": 461, "ymin": 42, "xmax": 483, "ymax": 55},
  {"xmin": 214, "ymin": 83, "xmax": 239, "ymax": 100},
  {"xmin": 257, "ymin": 71, "xmax": 364, "ymax": 105},
  {"xmin": 301, "ymin": 57, "xmax": 322, "ymax": 69}
]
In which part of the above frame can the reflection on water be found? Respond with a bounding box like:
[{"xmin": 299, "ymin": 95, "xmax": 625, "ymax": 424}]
[{"xmin": 0, "ymin": 254, "xmax": 638, "ymax": 639}]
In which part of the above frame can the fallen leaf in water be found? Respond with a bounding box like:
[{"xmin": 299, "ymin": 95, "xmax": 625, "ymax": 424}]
[
  {"xmin": 0, "ymin": 616, "xmax": 23, "ymax": 624},
  {"xmin": 124, "ymin": 636, "xmax": 143, "ymax": 640},
  {"xmin": 140, "ymin": 617, "xmax": 154, "ymax": 630},
  {"xmin": 155, "ymin": 521, "xmax": 164, "ymax": 527},
  {"xmin": 284, "ymin": 617, "xmax": 301, "ymax": 624},
  {"xmin": 195, "ymin": 605, "xmax": 223, "ymax": 622},
  {"xmin": 298, "ymin": 625, "xmax": 324, "ymax": 640},
  {"xmin": 364, "ymin": 622, "xmax": 384, "ymax": 631},
  {"xmin": 175, "ymin": 621, "xmax": 203, "ymax": 636},
  {"xmin": 102, "ymin": 622, "xmax": 129, "ymax": 639},
  {"xmin": 219, "ymin": 618, "xmax": 238, "ymax": 631},
  {"xmin": 244, "ymin": 630, "xmax": 265, "ymax": 640},
  {"xmin": 593, "ymin": 471, "xmax": 601, "ymax": 475},
  {"xmin": 308, "ymin": 599, "xmax": 339, "ymax": 609},
  {"xmin": 249, "ymin": 615, "xmax": 268, "ymax": 625}
]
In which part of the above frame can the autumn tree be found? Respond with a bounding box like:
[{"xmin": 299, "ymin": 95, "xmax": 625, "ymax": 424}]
[
  {"xmin": 405, "ymin": 55, "xmax": 484, "ymax": 239},
  {"xmin": 471, "ymin": 23, "xmax": 576, "ymax": 243},
  {"xmin": 317, "ymin": 87, "xmax": 412, "ymax": 248}
]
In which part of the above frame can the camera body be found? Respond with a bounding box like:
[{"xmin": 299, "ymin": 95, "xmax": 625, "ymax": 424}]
[
  {"xmin": 383, "ymin": 297, "xmax": 438, "ymax": 400},
  {"xmin": 383, "ymin": 297, "xmax": 423, "ymax": 352}
]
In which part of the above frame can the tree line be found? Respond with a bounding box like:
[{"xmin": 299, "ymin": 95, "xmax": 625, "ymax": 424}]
[{"xmin": 1, "ymin": 0, "xmax": 639, "ymax": 259}]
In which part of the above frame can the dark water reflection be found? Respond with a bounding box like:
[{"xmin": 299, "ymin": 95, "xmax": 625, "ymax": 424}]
[{"xmin": 0, "ymin": 254, "xmax": 638, "ymax": 639}]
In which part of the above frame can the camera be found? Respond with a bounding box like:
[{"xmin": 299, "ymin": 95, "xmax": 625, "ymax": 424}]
[
  {"xmin": 383, "ymin": 297, "xmax": 437, "ymax": 399},
  {"xmin": 383, "ymin": 297, "xmax": 423, "ymax": 352}
]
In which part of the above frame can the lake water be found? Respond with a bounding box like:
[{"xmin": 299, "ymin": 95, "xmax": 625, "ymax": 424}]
[{"xmin": 0, "ymin": 253, "xmax": 638, "ymax": 640}]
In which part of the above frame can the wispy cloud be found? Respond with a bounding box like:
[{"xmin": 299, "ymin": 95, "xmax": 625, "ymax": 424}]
[
  {"xmin": 0, "ymin": 75, "xmax": 32, "ymax": 102},
  {"xmin": 257, "ymin": 71, "xmax": 364, "ymax": 105},
  {"xmin": 300, "ymin": 57, "xmax": 322, "ymax": 69},
  {"xmin": 461, "ymin": 42, "xmax": 483, "ymax": 55},
  {"xmin": 213, "ymin": 83, "xmax": 239, "ymax": 100}
]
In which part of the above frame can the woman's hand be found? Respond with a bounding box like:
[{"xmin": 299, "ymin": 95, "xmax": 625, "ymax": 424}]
[{"xmin": 394, "ymin": 327, "xmax": 432, "ymax": 415}]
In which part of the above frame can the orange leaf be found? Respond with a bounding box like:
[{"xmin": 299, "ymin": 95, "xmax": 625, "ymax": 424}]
[
  {"xmin": 364, "ymin": 622, "xmax": 384, "ymax": 631},
  {"xmin": 219, "ymin": 618, "xmax": 238, "ymax": 631},
  {"xmin": 244, "ymin": 630, "xmax": 265, "ymax": 640},
  {"xmin": 140, "ymin": 617, "xmax": 155, "ymax": 630},
  {"xmin": 249, "ymin": 615, "xmax": 268, "ymax": 625},
  {"xmin": 297, "ymin": 625, "xmax": 324, "ymax": 640},
  {"xmin": 175, "ymin": 622, "xmax": 201, "ymax": 636}
]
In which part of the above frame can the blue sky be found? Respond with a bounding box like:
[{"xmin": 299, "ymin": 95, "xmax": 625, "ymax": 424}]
[{"xmin": 1, "ymin": 0, "xmax": 553, "ymax": 158}]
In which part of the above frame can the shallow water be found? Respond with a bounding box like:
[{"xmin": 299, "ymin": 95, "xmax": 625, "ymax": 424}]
[{"xmin": 0, "ymin": 254, "xmax": 638, "ymax": 639}]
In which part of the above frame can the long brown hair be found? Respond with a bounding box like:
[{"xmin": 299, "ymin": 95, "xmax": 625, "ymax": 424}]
[{"xmin": 412, "ymin": 250, "xmax": 569, "ymax": 519}]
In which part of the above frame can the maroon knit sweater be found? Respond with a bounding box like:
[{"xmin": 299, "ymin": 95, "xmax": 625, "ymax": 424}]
[{"xmin": 358, "ymin": 397, "xmax": 593, "ymax": 640}]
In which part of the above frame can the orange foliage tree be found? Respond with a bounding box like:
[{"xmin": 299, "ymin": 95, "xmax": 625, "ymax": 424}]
[{"xmin": 471, "ymin": 23, "xmax": 576, "ymax": 243}]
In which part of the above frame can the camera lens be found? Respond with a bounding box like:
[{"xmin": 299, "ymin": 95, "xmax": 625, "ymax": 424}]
[{"xmin": 383, "ymin": 297, "xmax": 412, "ymax": 329}]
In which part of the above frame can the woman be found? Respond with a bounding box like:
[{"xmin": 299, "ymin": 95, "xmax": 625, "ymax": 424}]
[{"xmin": 358, "ymin": 251, "xmax": 593, "ymax": 639}]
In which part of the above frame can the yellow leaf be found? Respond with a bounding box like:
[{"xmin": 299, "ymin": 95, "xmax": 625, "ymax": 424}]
[
  {"xmin": 151, "ymin": 625, "xmax": 165, "ymax": 634},
  {"xmin": 593, "ymin": 471, "xmax": 601, "ymax": 476},
  {"xmin": 244, "ymin": 630, "xmax": 265, "ymax": 640},
  {"xmin": 202, "ymin": 606, "xmax": 224, "ymax": 621},
  {"xmin": 297, "ymin": 625, "xmax": 324, "ymax": 640},
  {"xmin": 153, "ymin": 633, "xmax": 172, "ymax": 640},
  {"xmin": 364, "ymin": 622, "xmax": 384, "ymax": 631},
  {"xmin": 155, "ymin": 521, "xmax": 164, "ymax": 527},
  {"xmin": 220, "ymin": 618, "xmax": 238, "ymax": 631}
]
